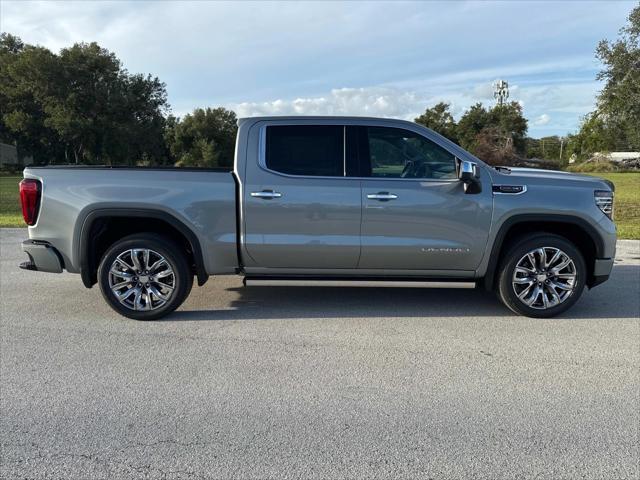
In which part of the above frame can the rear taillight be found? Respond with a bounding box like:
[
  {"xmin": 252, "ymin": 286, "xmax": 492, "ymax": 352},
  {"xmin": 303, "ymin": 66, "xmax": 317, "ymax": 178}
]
[{"xmin": 19, "ymin": 179, "xmax": 41, "ymax": 226}]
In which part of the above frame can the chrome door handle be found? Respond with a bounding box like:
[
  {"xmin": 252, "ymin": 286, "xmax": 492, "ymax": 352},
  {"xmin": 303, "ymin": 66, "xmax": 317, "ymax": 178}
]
[
  {"xmin": 251, "ymin": 190, "xmax": 282, "ymax": 199},
  {"xmin": 367, "ymin": 192, "xmax": 398, "ymax": 201}
]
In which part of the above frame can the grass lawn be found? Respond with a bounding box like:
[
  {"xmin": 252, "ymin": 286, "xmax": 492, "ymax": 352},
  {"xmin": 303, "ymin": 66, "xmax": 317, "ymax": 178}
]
[
  {"xmin": 0, "ymin": 176, "xmax": 23, "ymax": 228},
  {"xmin": 1, "ymin": 172, "xmax": 638, "ymax": 238}
]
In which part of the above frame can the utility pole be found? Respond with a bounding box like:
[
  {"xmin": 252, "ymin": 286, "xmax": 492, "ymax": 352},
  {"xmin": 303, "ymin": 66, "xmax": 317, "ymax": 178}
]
[
  {"xmin": 493, "ymin": 80, "xmax": 509, "ymax": 106},
  {"xmin": 559, "ymin": 138, "xmax": 564, "ymax": 162}
]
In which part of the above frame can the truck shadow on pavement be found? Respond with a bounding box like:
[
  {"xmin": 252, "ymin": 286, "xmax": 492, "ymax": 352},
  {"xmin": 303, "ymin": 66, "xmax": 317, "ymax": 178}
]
[{"xmin": 168, "ymin": 264, "xmax": 640, "ymax": 321}]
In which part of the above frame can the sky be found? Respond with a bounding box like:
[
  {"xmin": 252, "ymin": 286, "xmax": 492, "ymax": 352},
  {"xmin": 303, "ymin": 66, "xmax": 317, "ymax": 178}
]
[{"xmin": 0, "ymin": 0, "xmax": 635, "ymax": 137}]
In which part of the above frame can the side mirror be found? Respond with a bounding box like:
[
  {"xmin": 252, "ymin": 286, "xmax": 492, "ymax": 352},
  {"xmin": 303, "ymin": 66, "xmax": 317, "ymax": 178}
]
[{"xmin": 458, "ymin": 159, "xmax": 481, "ymax": 194}]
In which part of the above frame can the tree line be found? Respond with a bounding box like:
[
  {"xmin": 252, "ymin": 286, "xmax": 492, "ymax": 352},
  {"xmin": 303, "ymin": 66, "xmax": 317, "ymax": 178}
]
[
  {"xmin": 415, "ymin": 102, "xmax": 580, "ymax": 166},
  {"xmin": 1, "ymin": 4, "xmax": 637, "ymax": 169},
  {"xmin": 0, "ymin": 33, "xmax": 238, "ymax": 168},
  {"xmin": 414, "ymin": 101, "xmax": 530, "ymax": 166}
]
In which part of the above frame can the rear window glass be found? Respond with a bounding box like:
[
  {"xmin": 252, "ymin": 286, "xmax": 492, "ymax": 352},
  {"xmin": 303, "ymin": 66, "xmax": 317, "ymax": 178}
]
[{"xmin": 265, "ymin": 125, "xmax": 343, "ymax": 176}]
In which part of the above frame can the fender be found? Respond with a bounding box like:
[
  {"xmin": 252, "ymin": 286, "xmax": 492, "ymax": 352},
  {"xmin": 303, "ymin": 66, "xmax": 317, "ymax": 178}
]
[
  {"xmin": 78, "ymin": 208, "xmax": 209, "ymax": 288},
  {"xmin": 483, "ymin": 213, "xmax": 605, "ymax": 290}
]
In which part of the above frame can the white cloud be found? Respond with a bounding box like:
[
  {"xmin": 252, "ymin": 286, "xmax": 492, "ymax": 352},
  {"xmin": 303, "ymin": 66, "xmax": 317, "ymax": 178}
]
[
  {"xmin": 232, "ymin": 87, "xmax": 429, "ymax": 120},
  {"xmin": 472, "ymin": 83, "xmax": 496, "ymax": 101},
  {"xmin": 533, "ymin": 114, "xmax": 551, "ymax": 126}
]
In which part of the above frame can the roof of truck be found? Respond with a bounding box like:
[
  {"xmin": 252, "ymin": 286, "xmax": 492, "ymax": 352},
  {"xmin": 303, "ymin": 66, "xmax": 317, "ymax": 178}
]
[{"xmin": 238, "ymin": 115, "xmax": 417, "ymax": 124}]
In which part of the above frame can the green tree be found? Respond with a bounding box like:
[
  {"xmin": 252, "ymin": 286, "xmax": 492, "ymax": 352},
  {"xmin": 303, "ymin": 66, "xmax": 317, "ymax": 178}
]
[
  {"xmin": 595, "ymin": 4, "xmax": 640, "ymax": 150},
  {"xmin": 166, "ymin": 107, "xmax": 238, "ymax": 168},
  {"xmin": 118, "ymin": 72, "xmax": 171, "ymax": 165},
  {"xmin": 0, "ymin": 33, "xmax": 63, "ymax": 163},
  {"xmin": 565, "ymin": 112, "xmax": 618, "ymax": 161},
  {"xmin": 456, "ymin": 101, "xmax": 528, "ymax": 165},
  {"xmin": 488, "ymin": 102, "xmax": 528, "ymax": 154},
  {"xmin": 456, "ymin": 103, "xmax": 490, "ymax": 152},
  {"xmin": 44, "ymin": 42, "xmax": 124, "ymax": 164},
  {"xmin": 569, "ymin": 3, "xmax": 640, "ymax": 160},
  {"xmin": 414, "ymin": 102, "xmax": 458, "ymax": 143},
  {"xmin": 0, "ymin": 34, "xmax": 169, "ymax": 165}
]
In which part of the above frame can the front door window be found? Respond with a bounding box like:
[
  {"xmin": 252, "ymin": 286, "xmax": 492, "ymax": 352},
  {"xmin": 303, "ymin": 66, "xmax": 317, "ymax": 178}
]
[{"xmin": 364, "ymin": 126, "xmax": 457, "ymax": 180}]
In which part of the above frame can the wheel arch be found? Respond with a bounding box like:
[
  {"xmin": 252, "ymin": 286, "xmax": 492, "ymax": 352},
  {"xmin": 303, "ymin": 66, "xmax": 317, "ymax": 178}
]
[
  {"xmin": 78, "ymin": 208, "xmax": 208, "ymax": 288},
  {"xmin": 483, "ymin": 214, "xmax": 604, "ymax": 291}
]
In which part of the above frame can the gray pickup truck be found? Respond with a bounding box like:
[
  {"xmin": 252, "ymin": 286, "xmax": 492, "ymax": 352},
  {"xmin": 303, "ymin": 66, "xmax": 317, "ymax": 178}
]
[{"xmin": 19, "ymin": 116, "xmax": 616, "ymax": 320}]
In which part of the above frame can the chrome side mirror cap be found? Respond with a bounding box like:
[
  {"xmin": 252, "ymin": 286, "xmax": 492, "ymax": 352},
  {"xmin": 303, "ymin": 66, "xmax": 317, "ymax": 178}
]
[
  {"xmin": 458, "ymin": 160, "xmax": 477, "ymax": 182},
  {"xmin": 457, "ymin": 159, "xmax": 481, "ymax": 194}
]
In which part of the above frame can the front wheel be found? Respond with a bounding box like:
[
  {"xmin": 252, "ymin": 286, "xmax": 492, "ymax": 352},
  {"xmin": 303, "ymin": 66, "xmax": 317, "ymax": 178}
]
[
  {"xmin": 497, "ymin": 234, "xmax": 586, "ymax": 318},
  {"xmin": 98, "ymin": 234, "xmax": 193, "ymax": 320}
]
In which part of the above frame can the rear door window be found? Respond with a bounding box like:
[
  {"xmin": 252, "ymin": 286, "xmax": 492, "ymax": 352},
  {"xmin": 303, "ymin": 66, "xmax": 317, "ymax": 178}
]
[{"xmin": 265, "ymin": 125, "xmax": 343, "ymax": 176}]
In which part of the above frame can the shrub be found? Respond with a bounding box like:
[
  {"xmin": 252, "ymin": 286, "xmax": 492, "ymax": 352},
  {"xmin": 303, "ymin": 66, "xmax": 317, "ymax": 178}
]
[{"xmin": 566, "ymin": 159, "xmax": 640, "ymax": 172}]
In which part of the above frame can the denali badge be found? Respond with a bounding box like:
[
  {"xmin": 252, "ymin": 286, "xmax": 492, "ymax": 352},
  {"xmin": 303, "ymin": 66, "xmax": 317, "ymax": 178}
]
[{"xmin": 493, "ymin": 185, "xmax": 527, "ymax": 194}]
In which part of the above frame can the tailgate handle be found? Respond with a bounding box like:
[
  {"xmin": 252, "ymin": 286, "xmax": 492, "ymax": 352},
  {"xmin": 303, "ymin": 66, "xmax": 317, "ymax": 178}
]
[
  {"xmin": 251, "ymin": 190, "xmax": 282, "ymax": 199},
  {"xmin": 367, "ymin": 192, "xmax": 398, "ymax": 201}
]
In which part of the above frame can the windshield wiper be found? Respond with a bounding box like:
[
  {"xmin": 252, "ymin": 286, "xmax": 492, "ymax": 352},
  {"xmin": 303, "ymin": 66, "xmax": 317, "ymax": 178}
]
[{"xmin": 494, "ymin": 166, "xmax": 512, "ymax": 173}]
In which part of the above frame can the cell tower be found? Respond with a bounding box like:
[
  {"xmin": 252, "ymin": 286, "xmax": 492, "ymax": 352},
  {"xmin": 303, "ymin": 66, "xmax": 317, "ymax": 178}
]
[{"xmin": 493, "ymin": 79, "xmax": 509, "ymax": 106}]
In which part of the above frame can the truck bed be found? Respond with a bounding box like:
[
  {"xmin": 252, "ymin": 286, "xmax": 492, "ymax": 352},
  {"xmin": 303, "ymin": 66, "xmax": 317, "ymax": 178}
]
[{"xmin": 23, "ymin": 166, "xmax": 238, "ymax": 276}]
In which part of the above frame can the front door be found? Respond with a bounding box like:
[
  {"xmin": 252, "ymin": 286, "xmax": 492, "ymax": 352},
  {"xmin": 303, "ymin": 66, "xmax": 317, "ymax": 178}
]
[
  {"xmin": 243, "ymin": 123, "xmax": 361, "ymax": 269},
  {"xmin": 357, "ymin": 125, "xmax": 492, "ymax": 271}
]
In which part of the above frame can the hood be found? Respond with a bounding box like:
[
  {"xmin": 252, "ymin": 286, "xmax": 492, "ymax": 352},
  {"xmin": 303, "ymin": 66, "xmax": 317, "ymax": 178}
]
[{"xmin": 493, "ymin": 167, "xmax": 614, "ymax": 191}]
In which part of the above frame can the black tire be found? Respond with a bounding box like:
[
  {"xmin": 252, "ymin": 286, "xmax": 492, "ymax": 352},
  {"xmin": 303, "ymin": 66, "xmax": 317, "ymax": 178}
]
[
  {"xmin": 497, "ymin": 234, "xmax": 586, "ymax": 318},
  {"xmin": 98, "ymin": 233, "xmax": 193, "ymax": 320}
]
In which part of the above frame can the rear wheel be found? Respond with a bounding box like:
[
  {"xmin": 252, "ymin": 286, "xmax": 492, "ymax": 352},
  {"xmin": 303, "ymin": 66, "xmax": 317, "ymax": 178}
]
[
  {"xmin": 497, "ymin": 234, "xmax": 586, "ymax": 318},
  {"xmin": 98, "ymin": 234, "xmax": 192, "ymax": 320}
]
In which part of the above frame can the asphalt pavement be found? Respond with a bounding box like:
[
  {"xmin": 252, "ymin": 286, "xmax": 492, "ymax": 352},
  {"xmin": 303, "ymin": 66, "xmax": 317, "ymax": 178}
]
[{"xmin": 1, "ymin": 228, "xmax": 639, "ymax": 479}]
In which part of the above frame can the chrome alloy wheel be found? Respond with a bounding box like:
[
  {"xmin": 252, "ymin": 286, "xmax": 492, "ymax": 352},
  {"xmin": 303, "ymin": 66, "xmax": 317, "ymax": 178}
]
[
  {"xmin": 512, "ymin": 247, "xmax": 577, "ymax": 310},
  {"xmin": 108, "ymin": 249, "xmax": 175, "ymax": 311}
]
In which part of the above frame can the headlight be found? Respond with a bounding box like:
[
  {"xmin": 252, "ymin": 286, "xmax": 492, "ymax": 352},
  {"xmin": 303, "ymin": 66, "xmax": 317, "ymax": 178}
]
[{"xmin": 594, "ymin": 190, "xmax": 614, "ymax": 220}]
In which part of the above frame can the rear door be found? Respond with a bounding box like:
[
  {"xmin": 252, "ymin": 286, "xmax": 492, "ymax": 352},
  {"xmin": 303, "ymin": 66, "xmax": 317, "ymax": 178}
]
[
  {"xmin": 357, "ymin": 125, "xmax": 492, "ymax": 271},
  {"xmin": 242, "ymin": 122, "xmax": 361, "ymax": 269}
]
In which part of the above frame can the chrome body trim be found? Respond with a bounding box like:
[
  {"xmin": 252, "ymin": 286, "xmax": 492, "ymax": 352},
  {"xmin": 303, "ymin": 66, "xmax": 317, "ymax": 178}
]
[
  {"xmin": 244, "ymin": 279, "xmax": 477, "ymax": 288},
  {"xmin": 366, "ymin": 193, "xmax": 398, "ymax": 200},
  {"xmin": 250, "ymin": 191, "xmax": 282, "ymax": 199}
]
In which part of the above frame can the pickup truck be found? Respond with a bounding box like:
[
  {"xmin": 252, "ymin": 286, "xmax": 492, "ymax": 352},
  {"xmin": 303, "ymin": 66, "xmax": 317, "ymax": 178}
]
[{"xmin": 19, "ymin": 116, "xmax": 616, "ymax": 320}]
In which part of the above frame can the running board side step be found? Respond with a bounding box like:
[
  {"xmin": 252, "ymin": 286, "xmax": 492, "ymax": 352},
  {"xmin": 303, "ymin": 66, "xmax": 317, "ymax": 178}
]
[{"xmin": 243, "ymin": 278, "xmax": 477, "ymax": 289}]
